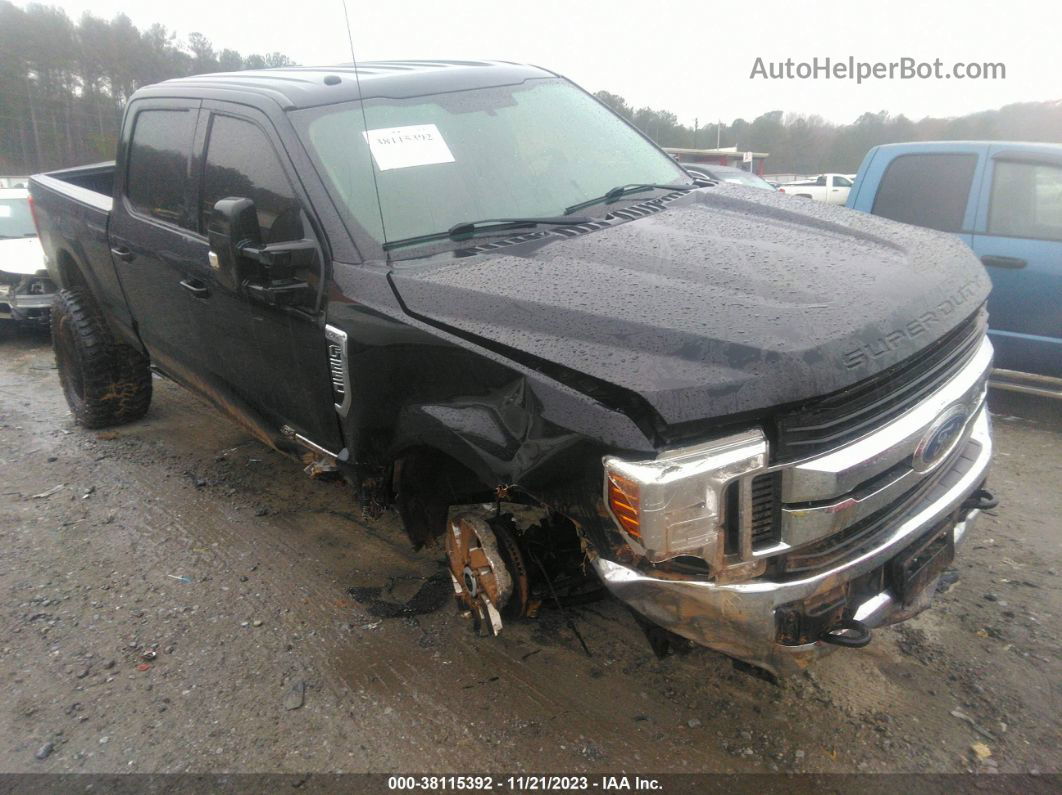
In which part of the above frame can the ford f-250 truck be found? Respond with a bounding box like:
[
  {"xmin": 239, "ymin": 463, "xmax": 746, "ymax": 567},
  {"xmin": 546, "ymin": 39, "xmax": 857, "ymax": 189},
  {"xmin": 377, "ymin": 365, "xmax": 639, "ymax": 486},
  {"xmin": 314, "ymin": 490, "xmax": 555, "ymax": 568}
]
[{"xmin": 31, "ymin": 61, "xmax": 996, "ymax": 675}]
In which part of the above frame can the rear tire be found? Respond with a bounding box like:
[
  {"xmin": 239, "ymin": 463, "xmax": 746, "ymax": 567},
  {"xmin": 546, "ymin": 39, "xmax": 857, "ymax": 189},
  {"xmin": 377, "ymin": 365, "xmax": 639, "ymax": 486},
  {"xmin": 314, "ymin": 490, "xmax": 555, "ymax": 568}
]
[{"xmin": 51, "ymin": 288, "xmax": 152, "ymax": 428}]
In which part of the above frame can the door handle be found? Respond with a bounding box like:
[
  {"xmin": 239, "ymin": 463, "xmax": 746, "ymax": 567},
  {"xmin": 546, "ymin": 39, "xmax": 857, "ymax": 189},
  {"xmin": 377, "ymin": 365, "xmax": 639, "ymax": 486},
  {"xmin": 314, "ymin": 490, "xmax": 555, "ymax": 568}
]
[
  {"xmin": 179, "ymin": 278, "xmax": 211, "ymax": 299},
  {"xmin": 981, "ymin": 255, "xmax": 1027, "ymax": 270},
  {"xmin": 110, "ymin": 246, "xmax": 134, "ymax": 262}
]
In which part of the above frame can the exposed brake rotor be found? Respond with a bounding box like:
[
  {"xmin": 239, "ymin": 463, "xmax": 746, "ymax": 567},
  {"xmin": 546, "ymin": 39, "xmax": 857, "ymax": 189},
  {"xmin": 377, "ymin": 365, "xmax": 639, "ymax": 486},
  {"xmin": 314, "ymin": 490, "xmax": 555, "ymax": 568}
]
[{"xmin": 445, "ymin": 513, "xmax": 528, "ymax": 635}]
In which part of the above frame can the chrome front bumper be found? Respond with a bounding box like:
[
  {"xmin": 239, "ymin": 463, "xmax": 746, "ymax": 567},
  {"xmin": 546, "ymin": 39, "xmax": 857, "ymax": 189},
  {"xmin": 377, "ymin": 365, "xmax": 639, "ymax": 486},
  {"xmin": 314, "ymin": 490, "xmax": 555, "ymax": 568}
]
[
  {"xmin": 6, "ymin": 292, "xmax": 54, "ymax": 310},
  {"xmin": 594, "ymin": 400, "xmax": 993, "ymax": 676}
]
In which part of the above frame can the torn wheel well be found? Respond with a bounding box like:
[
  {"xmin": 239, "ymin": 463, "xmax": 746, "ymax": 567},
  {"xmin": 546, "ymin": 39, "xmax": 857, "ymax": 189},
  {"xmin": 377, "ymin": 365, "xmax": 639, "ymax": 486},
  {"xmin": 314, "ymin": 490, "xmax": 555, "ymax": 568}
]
[{"xmin": 392, "ymin": 447, "xmax": 495, "ymax": 549}]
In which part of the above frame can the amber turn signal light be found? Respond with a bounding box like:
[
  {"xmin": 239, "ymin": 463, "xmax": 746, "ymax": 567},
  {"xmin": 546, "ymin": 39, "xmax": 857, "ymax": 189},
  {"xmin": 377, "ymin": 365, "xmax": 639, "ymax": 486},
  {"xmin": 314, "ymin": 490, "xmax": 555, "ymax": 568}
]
[{"xmin": 607, "ymin": 472, "xmax": 641, "ymax": 540}]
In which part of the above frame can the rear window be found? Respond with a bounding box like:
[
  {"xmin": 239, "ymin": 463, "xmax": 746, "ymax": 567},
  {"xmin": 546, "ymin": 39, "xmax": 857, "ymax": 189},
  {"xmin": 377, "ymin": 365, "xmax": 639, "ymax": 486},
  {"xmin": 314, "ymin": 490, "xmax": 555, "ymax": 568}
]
[
  {"xmin": 871, "ymin": 153, "xmax": 977, "ymax": 233},
  {"xmin": 126, "ymin": 109, "xmax": 196, "ymax": 229},
  {"xmin": 988, "ymin": 160, "xmax": 1062, "ymax": 241}
]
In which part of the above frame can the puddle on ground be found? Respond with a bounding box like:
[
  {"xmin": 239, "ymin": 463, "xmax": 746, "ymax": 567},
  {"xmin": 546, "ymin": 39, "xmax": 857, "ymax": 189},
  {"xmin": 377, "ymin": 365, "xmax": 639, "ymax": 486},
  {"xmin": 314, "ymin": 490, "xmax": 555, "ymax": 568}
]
[{"xmin": 348, "ymin": 570, "xmax": 454, "ymax": 618}]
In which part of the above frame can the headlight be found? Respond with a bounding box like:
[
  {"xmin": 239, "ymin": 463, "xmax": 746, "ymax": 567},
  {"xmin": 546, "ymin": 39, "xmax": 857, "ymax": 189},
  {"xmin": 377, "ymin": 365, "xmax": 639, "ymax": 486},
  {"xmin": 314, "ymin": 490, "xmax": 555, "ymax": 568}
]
[{"xmin": 603, "ymin": 428, "xmax": 768, "ymax": 570}]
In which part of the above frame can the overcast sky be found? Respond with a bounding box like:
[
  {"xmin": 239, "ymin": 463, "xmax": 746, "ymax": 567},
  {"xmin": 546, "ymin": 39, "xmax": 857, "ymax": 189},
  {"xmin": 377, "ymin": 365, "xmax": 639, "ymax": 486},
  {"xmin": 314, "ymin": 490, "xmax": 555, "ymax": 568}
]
[{"xmin": 31, "ymin": 0, "xmax": 1062, "ymax": 125}]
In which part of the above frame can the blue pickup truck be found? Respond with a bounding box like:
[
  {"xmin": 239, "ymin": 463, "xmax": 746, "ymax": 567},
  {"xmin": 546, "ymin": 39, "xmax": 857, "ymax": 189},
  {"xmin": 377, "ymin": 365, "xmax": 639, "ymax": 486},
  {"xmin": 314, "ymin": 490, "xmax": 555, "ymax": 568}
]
[{"xmin": 848, "ymin": 142, "xmax": 1061, "ymax": 397}]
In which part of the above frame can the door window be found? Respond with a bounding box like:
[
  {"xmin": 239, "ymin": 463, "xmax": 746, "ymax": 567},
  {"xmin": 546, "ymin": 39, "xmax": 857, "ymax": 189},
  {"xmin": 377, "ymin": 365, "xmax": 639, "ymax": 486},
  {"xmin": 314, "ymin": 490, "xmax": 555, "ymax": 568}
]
[
  {"xmin": 200, "ymin": 114, "xmax": 305, "ymax": 243},
  {"xmin": 871, "ymin": 153, "xmax": 977, "ymax": 233},
  {"xmin": 832, "ymin": 175, "xmax": 852, "ymax": 188},
  {"xmin": 988, "ymin": 160, "xmax": 1062, "ymax": 242},
  {"xmin": 126, "ymin": 109, "xmax": 196, "ymax": 228}
]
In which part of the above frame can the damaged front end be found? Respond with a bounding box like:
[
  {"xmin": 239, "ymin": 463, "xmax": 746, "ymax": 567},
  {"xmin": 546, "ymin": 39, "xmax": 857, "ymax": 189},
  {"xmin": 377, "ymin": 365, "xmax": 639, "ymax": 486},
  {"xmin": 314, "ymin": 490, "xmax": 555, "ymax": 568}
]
[
  {"xmin": 0, "ymin": 269, "xmax": 55, "ymax": 324},
  {"xmin": 593, "ymin": 334, "xmax": 995, "ymax": 675},
  {"xmin": 328, "ymin": 231, "xmax": 996, "ymax": 674}
]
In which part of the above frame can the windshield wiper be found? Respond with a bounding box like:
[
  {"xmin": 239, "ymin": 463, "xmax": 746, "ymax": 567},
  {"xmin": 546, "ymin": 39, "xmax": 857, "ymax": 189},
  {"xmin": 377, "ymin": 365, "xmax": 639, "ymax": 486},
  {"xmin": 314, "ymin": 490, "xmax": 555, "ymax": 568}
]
[
  {"xmin": 382, "ymin": 215, "xmax": 592, "ymax": 251},
  {"xmin": 563, "ymin": 183, "xmax": 697, "ymax": 215}
]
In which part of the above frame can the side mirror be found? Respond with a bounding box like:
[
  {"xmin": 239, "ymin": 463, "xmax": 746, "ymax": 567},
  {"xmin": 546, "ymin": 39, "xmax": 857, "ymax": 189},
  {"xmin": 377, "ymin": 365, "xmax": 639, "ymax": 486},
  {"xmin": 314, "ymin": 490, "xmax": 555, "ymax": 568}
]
[
  {"xmin": 207, "ymin": 196, "xmax": 317, "ymax": 307},
  {"xmin": 208, "ymin": 197, "xmax": 262, "ymax": 291}
]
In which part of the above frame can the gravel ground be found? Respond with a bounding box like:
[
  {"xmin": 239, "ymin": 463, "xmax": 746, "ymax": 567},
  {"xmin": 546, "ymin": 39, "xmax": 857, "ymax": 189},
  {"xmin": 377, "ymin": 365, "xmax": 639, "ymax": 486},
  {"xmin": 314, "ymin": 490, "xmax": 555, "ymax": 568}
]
[{"xmin": 1, "ymin": 323, "xmax": 1059, "ymax": 775}]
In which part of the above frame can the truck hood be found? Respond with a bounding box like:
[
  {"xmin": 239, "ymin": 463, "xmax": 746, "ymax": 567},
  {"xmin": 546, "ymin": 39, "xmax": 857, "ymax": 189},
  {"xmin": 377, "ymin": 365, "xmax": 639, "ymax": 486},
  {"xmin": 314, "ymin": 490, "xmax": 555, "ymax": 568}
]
[
  {"xmin": 0, "ymin": 236, "xmax": 46, "ymax": 276},
  {"xmin": 390, "ymin": 186, "xmax": 991, "ymax": 428}
]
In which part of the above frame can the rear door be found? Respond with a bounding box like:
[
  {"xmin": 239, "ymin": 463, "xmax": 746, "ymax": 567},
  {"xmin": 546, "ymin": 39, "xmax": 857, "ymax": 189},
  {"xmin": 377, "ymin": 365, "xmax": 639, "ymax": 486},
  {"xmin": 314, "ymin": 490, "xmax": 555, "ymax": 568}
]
[
  {"xmin": 193, "ymin": 103, "xmax": 343, "ymax": 452},
  {"xmin": 109, "ymin": 99, "xmax": 212, "ymax": 377},
  {"xmin": 970, "ymin": 149, "xmax": 1062, "ymax": 376}
]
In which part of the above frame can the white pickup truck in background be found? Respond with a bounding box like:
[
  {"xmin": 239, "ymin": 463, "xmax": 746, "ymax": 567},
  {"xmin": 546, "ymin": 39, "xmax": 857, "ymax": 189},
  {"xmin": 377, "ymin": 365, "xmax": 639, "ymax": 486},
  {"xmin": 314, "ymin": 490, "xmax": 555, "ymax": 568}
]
[
  {"xmin": 779, "ymin": 173, "xmax": 853, "ymax": 204},
  {"xmin": 0, "ymin": 187, "xmax": 54, "ymax": 325}
]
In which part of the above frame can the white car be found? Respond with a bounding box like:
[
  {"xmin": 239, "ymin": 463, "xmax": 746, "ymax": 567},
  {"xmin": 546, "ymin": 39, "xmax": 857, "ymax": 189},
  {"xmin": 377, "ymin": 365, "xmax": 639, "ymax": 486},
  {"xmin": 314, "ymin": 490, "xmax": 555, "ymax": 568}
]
[
  {"xmin": 0, "ymin": 188, "xmax": 54, "ymax": 324},
  {"xmin": 778, "ymin": 173, "xmax": 853, "ymax": 204}
]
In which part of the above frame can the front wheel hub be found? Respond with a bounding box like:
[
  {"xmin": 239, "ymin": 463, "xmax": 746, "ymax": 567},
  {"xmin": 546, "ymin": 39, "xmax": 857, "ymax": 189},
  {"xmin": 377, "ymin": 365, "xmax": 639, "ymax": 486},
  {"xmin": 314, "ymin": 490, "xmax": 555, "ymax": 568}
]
[{"xmin": 446, "ymin": 513, "xmax": 519, "ymax": 635}]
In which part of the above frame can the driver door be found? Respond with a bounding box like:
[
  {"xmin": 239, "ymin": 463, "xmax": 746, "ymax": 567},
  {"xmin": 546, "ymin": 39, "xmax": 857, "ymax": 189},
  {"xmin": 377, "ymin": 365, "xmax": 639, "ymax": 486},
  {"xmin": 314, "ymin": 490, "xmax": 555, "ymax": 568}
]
[{"xmin": 193, "ymin": 104, "xmax": 343, "ymax": 453}]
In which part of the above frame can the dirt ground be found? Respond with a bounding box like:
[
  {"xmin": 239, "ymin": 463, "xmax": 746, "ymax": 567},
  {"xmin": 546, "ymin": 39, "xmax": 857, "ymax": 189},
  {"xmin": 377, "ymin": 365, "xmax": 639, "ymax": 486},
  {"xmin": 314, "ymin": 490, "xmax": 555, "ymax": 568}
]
[{"xmin": 1, "ymin": 322, "xmax": 1059, "ymax": 776}]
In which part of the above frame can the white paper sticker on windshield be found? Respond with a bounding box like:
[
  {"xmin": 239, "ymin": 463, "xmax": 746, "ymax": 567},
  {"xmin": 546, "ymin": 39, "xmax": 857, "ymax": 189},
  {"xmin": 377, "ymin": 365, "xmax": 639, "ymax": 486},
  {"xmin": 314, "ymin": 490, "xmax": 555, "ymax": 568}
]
[
  {"xmin": 362, "ymin": 124, "xmax": 455, "ymax": 171},
  {"xmin": 0, "ymin": 206, "xmax": 11, "ymax": 217}
]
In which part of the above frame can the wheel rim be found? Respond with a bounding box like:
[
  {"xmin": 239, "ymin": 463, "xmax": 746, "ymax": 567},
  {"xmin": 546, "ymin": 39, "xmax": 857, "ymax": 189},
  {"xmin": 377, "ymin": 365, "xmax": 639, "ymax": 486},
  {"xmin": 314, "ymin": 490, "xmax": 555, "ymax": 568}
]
[{"xmin": 446, "ymin": 513, "xmax": 522, "ymax": 635}]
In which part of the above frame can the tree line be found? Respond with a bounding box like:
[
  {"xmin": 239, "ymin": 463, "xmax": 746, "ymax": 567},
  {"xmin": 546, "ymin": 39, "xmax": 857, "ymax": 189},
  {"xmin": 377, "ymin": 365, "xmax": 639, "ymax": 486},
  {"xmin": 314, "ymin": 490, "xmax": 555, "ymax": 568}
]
[
  {"xmin": 594, "ymin": 91, "xmax": 1062, "ymax": 175},
  {"xmin": 1, "ymin": 2, "xmax": 1059, "ymax": 176},
  {"xmin": 0, "ymin": 1, "xmax": 295, "ymax": 174}
]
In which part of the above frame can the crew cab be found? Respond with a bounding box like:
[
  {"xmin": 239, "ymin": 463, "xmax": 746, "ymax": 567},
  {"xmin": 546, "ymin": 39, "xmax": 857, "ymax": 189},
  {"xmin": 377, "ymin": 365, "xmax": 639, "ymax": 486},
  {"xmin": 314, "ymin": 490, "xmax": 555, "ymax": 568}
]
[
  {"xmin": 31, "ymin": 62, "xmax": 995, "ymax": 676},
  {"xmin": 0, "ymin": 187, "xmax": 55, "ymax": 324},
  {"xmin": 848, "ymin": 141, "xmax": 1062, "ymax": 396},
  {"xmin": 779, "ymin": 173, "xmax": 853, "ymax": 204}
]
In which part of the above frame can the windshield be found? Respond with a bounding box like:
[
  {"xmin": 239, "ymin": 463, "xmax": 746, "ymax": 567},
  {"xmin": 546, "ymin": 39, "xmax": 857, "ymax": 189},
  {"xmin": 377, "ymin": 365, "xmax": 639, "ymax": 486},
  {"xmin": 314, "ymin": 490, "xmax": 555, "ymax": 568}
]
[
  {"xmin": 293, "ymin": 78, "xmax": 688, "ymax": 252},
  {"xmin": 0, "ymin": 197, "xmax": 36, "ymax": 238}
]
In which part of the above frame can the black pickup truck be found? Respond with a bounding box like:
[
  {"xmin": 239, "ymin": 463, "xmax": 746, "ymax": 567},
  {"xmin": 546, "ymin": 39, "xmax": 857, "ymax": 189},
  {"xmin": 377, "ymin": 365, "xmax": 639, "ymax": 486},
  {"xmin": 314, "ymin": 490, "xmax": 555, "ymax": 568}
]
[{"xmin": 31, "ymin": 61, "xmax": 996, "ymax": 675}]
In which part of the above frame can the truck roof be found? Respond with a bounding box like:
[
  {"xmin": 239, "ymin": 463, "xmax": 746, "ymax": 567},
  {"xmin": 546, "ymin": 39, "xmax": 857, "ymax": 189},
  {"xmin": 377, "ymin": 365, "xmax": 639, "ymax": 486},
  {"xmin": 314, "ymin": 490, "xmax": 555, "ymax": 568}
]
[
  {"xmin": 869, "ymin": 140, "xmax": 1062, "ymax": 154},
  {"xmin": 140, "ymin": 61, "xmax": 555, "ymax": 110}
]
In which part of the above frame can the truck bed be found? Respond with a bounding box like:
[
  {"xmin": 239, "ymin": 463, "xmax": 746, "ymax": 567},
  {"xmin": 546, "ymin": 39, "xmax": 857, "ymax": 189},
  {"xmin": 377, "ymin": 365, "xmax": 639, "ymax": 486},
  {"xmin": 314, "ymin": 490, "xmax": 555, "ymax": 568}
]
[
  {"xmin": 29, "ymin": 161, "xmax": 137, "ymax": 342},
  {"xmin": 31, "ymin": 162, "xmax": 115, "ymax": 214}
]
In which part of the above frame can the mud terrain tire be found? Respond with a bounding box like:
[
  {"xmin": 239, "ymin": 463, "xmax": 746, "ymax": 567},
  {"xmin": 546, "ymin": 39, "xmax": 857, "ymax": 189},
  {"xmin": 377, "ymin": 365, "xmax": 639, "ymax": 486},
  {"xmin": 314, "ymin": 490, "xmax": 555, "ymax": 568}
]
[{"xmin": 51, "ymin": 288, "xmax": 152, "ymax": 428}]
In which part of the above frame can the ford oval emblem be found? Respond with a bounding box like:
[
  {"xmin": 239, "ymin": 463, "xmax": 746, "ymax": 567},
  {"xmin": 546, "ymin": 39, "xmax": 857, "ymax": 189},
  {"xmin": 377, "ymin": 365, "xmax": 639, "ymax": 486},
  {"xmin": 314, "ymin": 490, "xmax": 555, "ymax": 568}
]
[{"xmin": 912, "ymin": 404, "xmax": 970, "ymax": 473}]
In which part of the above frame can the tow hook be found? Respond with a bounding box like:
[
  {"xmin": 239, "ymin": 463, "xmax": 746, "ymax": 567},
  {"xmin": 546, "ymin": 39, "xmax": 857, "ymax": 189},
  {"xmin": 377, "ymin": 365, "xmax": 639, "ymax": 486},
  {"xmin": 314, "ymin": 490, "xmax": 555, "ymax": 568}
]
[
  {"xmin": 819, "ymin": 618, "xmax": 872, "ymax": 648},
  {"xmin": 961, "ymin": 488, "xmax": 998, "ymax": 512}
]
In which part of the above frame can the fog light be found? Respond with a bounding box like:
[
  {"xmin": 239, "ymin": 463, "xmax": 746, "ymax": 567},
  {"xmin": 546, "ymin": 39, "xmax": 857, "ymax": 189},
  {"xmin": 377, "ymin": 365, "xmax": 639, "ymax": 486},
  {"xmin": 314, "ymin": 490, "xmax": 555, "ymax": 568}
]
[{"xmin": 603, "ymin": 429, "xmax": 768, "ymax": 568}]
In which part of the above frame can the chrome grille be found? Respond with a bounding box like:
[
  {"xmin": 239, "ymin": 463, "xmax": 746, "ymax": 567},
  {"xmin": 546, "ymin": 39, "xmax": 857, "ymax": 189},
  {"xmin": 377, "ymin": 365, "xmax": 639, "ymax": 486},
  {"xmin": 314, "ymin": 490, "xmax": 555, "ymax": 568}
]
[
  {"xmin": 722, "ymin": 334, "xmax": 992, "ymax": 576},
  {"xmin": 779, "ymin": 426, "xmax": 985, "ymax": 575},
  {"xmin": 773, "ymin": 309, "xmax": 986, "ymax": 462}
]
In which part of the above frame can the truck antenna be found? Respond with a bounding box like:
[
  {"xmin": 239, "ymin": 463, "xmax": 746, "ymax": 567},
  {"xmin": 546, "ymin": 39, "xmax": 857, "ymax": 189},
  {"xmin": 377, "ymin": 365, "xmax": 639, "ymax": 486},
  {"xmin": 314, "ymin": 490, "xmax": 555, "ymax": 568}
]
[{"xmin": 340, "ymin": 0, "xmax": 389, "ymax": 256}]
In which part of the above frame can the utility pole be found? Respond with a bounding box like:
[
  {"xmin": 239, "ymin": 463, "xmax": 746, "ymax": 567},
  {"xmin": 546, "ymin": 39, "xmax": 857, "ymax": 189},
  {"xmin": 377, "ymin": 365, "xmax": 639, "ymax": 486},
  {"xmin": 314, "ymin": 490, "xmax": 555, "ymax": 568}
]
[
  {"xmin": 26, "ymin": 70, "xmax": 42, "ymax": 172},
  {"xmin": 693, "ymin": 117, "xmax": 698, "ymax": 148},
  {"xmin": 716, "ymin": 120, "xmax": 722, "ymax": 149}
]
